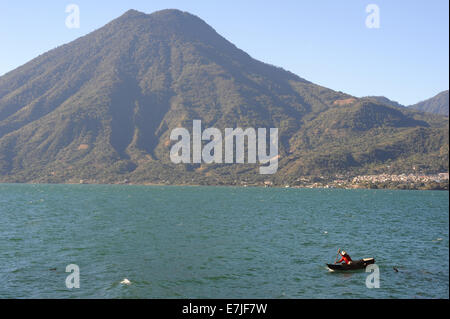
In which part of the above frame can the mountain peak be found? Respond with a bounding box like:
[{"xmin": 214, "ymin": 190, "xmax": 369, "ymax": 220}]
[
  {"xmin": 115, "ymin": 9, "xmax": 149, "ymax": 21},
  {"xmin": 122, "ymin": 9, "xmax": 146, "ymax": 16},
  {"xmin": 108, "ymin": 8, "xmax": 214, "ymax": 40},
  {"xmin": 116, "ymin": 8, "xmax": 202, "ymax": 24},
  {"xmin": 151, "ymin": 8, "xmax": 191, "ymax": 17}
]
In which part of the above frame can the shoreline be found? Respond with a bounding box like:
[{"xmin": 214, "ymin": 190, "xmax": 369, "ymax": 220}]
[{"xmin": 0, "ymin": 180, "xmax": 448, "ymax": 191}]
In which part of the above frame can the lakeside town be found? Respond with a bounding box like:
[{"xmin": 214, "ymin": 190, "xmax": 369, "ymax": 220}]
[
  {"xmin": 266, "ymin": 172, "xmax": 450, "ymax": 190},
  {"xmin": 72, "ymin": 172, "xmax": 450, "ymax": 191}
]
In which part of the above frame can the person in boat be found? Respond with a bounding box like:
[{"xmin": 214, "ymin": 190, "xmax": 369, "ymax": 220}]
[{"xmin": 336, "ymin": 250, "xmax": 353, "ymax": 265}]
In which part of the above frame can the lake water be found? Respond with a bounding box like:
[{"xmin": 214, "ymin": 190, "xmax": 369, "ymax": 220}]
[{"xmin": 0, "ymin": 184, "xmax": 448, "ymax": 298}]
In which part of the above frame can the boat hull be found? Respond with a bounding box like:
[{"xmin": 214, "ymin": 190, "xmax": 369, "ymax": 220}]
[{"xmin": 327, "ymin": 258, "xmax": 375, "ymax": 271}]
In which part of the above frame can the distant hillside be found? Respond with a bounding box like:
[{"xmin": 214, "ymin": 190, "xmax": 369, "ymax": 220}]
[
  {"xmin": 0, "ymin": 9, "xmax": 448, "ymax": 185},
  {"xmin": 409, "ymin": 90, "xmax": 449, "ymax": 116},
  {"xmin": 362, "ymin": 96, "xmax": 404, "ymax": 109}
]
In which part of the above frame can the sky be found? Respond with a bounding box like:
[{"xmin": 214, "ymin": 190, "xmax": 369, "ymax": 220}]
[{"xmin": 0, "ymin": 0, "xmax": 448, "ymax": 106}]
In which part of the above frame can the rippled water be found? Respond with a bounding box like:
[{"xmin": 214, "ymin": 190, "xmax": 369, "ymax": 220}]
[{"xmin": 0, "ymin": 184, "xmax": 448, "ymax": 298}]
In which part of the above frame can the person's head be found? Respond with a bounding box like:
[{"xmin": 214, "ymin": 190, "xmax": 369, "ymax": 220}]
[{"xmin": 341, "ymin": 250, "xmax": 347, "ymax": 256}]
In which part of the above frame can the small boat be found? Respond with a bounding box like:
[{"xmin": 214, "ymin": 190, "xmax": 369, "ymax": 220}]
[{"xmin": 327, "ymin": 258, "xmax": 375, "ymax": 271}]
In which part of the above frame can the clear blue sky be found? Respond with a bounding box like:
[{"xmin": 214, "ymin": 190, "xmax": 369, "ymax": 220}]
[{"xmin": 0, "ymin": 0, "xmax": 448, "ymax": 105}]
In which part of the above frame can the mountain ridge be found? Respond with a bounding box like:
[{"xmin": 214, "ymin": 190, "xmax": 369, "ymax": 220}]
[{"xmin": 409, "ymin": 90, "xmax": 449, "ymax": 116}]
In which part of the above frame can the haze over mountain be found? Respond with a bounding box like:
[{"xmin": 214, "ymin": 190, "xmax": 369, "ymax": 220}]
[
  {"xmin": 0, "ymin": 9, "xmax": 448, "ymax": 184},
  {"xmin": 409, "ymin": 90, "xmax": 449, "ymax": 116}
]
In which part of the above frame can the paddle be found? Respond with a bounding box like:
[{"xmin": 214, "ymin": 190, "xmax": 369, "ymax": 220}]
[{"xmin": 334, "ymin": 248, "xmax": 341, "ymax": 264}]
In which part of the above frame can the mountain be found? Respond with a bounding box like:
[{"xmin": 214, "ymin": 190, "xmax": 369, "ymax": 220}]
[
  {"xmin": 409, "ymin": 90, "xmax": 449, "ymax": 116},
  {"xmin": 0, "ymin": 9, "xmax": 448, "ymax": 185},
  {"xmin": 361, "ymin": 96, "xmax": 404, "ymax": 109}
]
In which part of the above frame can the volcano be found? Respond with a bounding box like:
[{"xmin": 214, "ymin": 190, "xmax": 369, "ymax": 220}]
[{"xmin": 0, "ymin": 9, "xmax": 447, "ymax": 184}]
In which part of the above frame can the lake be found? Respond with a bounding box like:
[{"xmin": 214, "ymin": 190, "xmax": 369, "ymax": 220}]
[{"xmin": 0, "ymin": 184, "xmax": 448, "ymax": 298}]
